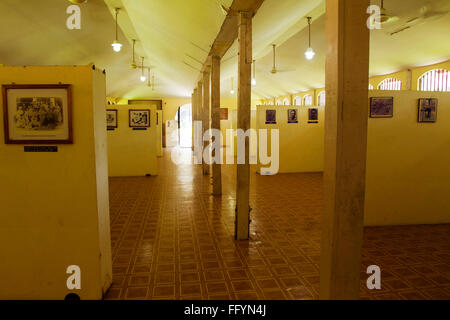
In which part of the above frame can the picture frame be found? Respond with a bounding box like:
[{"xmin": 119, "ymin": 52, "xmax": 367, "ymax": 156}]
[
  {"xmin": 129, "ymin": 109, "xmax": 150, "ymax": 128},
  {"xmin": 418, "ymin": 98, "xmax": 437, "ymax": 123},
  {"xmin": 370, "ymin": 97, "xmax": 394, "ymax": 118},
  {"xmin": 2, "ymin": 84, "xmax": 73, "ymax": 144},
  {"xmin": 287, "ymin": 109, "xmax": 298, "ymax": 123},
  {"xmin": 106, "ymin": 109, "xmax": 118, "ymax": 129},
  {"xmin": 308, "ymin": 108, "xmax": 319, "ymax": 123},
  {"xmin": 265, "ymin": 109, "xmax": 276, "ymax": 124},
  {"xmin": 220, "ymin": 108, "xmax": 229, "ymax": 120}
]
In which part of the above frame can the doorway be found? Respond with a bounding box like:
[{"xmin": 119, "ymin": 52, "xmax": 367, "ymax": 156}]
[{"xmin": 175, "ymin": 103, "xmax": 192, "ymax": 148}]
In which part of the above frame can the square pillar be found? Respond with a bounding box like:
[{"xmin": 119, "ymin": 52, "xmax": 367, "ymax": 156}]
[
  {"xmin": 211, "ymin": 56, "xmax": 222, "ymax": 195},
  {"xmin": 320, "ymin": 0, "xmax": 370, "ymax": 300}
]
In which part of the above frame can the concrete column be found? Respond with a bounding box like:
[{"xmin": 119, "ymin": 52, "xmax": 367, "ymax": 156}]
[
  {"xmin": 202, "ymin": 72, "xmax": 211, "ymax": 176},
  {"xmin": 211, "ymin": 56, "xmax": 222, "ymax": 195},
  {"xmin": 235, "ymin": 11, "xmax": 252, "ymax": 240},
  {"xmin": 320, "ymin": 0, "xmax": 370, "ymax": 300},
  {"xmin": 197, "ymin": 81, "xmax": 203, "ymax": 164},
  {"xmin": 191, "ymin": 91, "xmax": 196, "ymax": 151}
]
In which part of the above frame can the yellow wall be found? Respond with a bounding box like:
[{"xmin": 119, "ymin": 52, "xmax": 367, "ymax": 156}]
[
  {"xmin": 0, "ymin": 66, "xmax": 112, "ymax": 299},
  {"xmin": 256, "ymin": 105, "xmax": 325, "ymax": 173},
  {"xmin": 364, "ymin": 91, "xmax": 450, "ymax": 226},
  {"xmin": 107, "ymin": 105, "xmax": 158, "ymax": 176},
  {"xmin": 258, "ymin": 90, "xmax": 450, "ymax": 226}
]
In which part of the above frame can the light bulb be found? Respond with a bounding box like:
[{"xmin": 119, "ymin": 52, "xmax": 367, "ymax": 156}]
[
  {"xmin": 251, "ymin": 78, "xmax": 256, "ymax": 86},
  {"xmin": 230, "ymin": 89, "xmax": 235, "ymax": 94},
  {"xmin": 305, "ymin": 47, "xmax": 315, "ymax": 60},
  {"xmin": 140, "ymin": 76, "xmax": 147, "ymax": 82},
  {"xmin": 112, "ymin": 41, "xmax": 122, "ymax": 52}
]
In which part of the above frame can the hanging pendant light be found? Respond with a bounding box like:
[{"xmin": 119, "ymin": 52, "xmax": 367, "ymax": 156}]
[
  {"xmin": 252, "ymin": 60, "xmax": 257, "ymax": 86},
  {"xmin": 140, "ymin": 57, "xmax": 146, "ymax": 82},
  {"xmin": 147, "ymin": 68, "xmax": 151, "ymax": 87},
  {"xmin": 304, "ymin": 17, "xmax": 315, "ymax": 60},
  {"xmin": 131, "ymin": 39, "xmax": 137, "ymax": 69},
  {"xmin": 111, "ymin": 8, "xmax": 123, "ymax": 52},
  {"xmin": 230, "ymin": 78, "xmax": 235, "ymax": 94}
]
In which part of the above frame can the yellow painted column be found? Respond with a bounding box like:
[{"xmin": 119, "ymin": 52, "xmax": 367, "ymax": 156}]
[
  {"xmin": 236, "ymin": 11, "xmax": 252, "ymax": 240},
  {"xmin": 320, "ymin": 0, "xmax": 370, "ymax": 300},
  {"xmin": 211, "ymin": 56, "xmax": 222, "ymax": 195},
  {"xmin": 197, "ymin": 81, "xmax": 203, "ymax": 165},
  {"xmin": 202, "ymin": 72, "xmax": 211, "ymax": 176}
]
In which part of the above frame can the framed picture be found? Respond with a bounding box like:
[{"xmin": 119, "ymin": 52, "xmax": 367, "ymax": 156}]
[
  {"xmin": 220, "ymin": 108, "xmax": 229, "ymax": 120},
  {"xmin": 308, "ymin": 108, "xmax": 319, "ymax": 123},
  {"xmin": 2, "ymin": 84, "xmax": 72, "ymax": 144},
  {"xmin": 418, "ymin": 98, "xmax": 437, "ymax": 123},
  {"xmin": 287, "ymin": 109, "xmax": 298, "ymax": 123},
  {"xmin": 265, "ymin": 109, "xmax": 276, "ymax": 124},
  {"xmin": 106, "ymin": 109, "xmax": 118, "ymax": 129},
  {"xmin": 129, "ymin": 109, "xmax": 150, "ymax": 128},
  {"xmin": 370, "ymin": 97, "xmax": 393, "ymax": 118}
]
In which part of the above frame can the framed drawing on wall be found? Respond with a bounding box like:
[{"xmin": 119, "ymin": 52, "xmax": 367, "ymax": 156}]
[
  {"xmin": 418, "ymin": 98, "xmax": 437, "ymax": 123},
  {"xmin": 370, "ymin": 97, "xmax": 394, "ymax": 118},
  {"xmin": 129, "ymin": 109, "xmax": 150, "ymax": 128},
  {"xmin": 2, "ymin": 84, "xmax": 73, "ymax": 144},
  {"xmin": 106, "ymin": 109, "xmax": 118, "ymax": 129},
  {"xmin": 265, "ymin": 109, "xmax": 276, "ymax": 124},
  {"xmin": 220, "ymin": 108, "xmax": 229, "ymax": 120},
  {"xmin": 287, "ymin": 109, "xmax": 298, "ymax": 123},
  {"xmin": 308, "ymin": 108, "xmax": 319, "ymax": 123}
]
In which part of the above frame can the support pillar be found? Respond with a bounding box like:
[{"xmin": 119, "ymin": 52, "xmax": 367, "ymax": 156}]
[
  {"xmin": 320, "ymin": 0, "xmax": 370, "ymax": 300},
  {"xmin": 235, "ymin": 11, "xmax": 252, "ymax": 240},
  {"xmin": 202, "ymin": 72, "xmax": 211, "ymax": 176},
  {"xmin": 211, "ymin": 56, "xmax": 222, "ymax": 195},
  {"xmin": 191, "ymin": 91, "xmax": 196, "ymax": 151},
  {"xmin": 197, "ymin": 81, "xmax": 203, "ymax": 164}
]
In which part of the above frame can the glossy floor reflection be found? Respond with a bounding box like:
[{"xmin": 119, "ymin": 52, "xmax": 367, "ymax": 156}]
[{"xmin": 105, "ymin": 149, "xmax": 450, "ymax": 300}]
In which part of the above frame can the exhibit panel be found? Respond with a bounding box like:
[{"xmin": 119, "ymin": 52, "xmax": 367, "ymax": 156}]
[
  {"xmin": 0, "ymin": 65, "xmax": 112, "ymax": 299},
  {"xmin": 255, "ymin": 105, "xmax": 325, "ymax": 174},
  {"xmin": 106, "ymin": 104, "xmax": 158, "ymax": 177},
  {"xmin": 364, "ymin": 91, "xmax": 450, "ymax": 226}
]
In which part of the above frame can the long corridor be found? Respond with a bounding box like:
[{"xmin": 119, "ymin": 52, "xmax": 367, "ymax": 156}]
[{"xmin": 105, "ymin": 150, "xmax": 450, "ymax": 300}]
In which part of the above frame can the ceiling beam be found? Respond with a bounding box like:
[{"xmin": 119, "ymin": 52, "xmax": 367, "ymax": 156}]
[{"xmin": 197, "ymin": 0, "xmax": 265, "ymax": 81}]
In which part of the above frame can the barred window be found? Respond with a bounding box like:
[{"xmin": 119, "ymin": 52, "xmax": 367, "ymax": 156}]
[
  {"xmin": 378, "ymin": 78, "xmax": 402, "ymax": 90},
  {"xmin": 418, "ymin": 69, "xmax": 449, "ymax": 92},
  {"xmin": 318, "ymin": 91, "xmax": 326, "ymax": 106},
  {"xmin": 304, "ymin": 95, "xmax": 313, "ymax": 106},
  {"xmin": 294, "ymin": 96, "xmax": 302, "ymax": 106},
  {"xmin": 369, "ymin": 84, "xmax": 374, "ymax": 90}
]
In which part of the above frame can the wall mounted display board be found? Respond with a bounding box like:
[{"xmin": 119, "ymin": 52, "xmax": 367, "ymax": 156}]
[
  {"xmin": 2, "ymin": 84, "xmax": 72, "ymax": 144},
  {"xmin": 370, "ymin": 97, "xmax": 394, "ymax": 118},
  {"xmin": 308, "ymin": 108, "xmax": 319, "ymax": 123},
  {"xmin": 129, "ymin": 109, "xmax": 150, "ymax": 128},
  {"xmin": 288, "ymin": 109, "xmax": 298, "ymax": 123},
  {"xmin": 106, "ymin": 109, "xmax": 118, "ymax": 129},
  {"xmin": 418, "ymin": 98, "xmax": 437, "ymax": 123},
  {"xmin": 265, "ymin": 109, "xmax": 276, "ymax": 124}
]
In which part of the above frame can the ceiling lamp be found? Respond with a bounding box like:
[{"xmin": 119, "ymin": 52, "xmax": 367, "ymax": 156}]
[
  {"xmin": 140, "ymin": 57, "xmax": 146, "ymax": 82},
  {"xmin": 230, "ymin": 78, "xmax": 235, "ymax": 94},
  {"xmin": 304, "ymin": 17, "xmax": 315, "ymax": 60},
  {"xmin": 68, "ymin": 0, "xmax": 87, "ymax": 3},
  {"xmin": 130, "ymin": 39, "xmax": 137, "ymax": 69},
  {"xmin": 252, "ymin": 60, "xmax": 256, "ymax": 86},
  {"xmin": 147, "ymin": 68, "xmax": 151, "ymax": 87},
  {"xmin": 111, "ymin": 8, "xmax": 122, "ymax": 52}
]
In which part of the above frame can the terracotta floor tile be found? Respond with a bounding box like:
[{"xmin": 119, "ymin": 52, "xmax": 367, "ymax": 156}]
[{"xmin": 105, "ymin": 150, "xmax": 450, "ymax": 300}]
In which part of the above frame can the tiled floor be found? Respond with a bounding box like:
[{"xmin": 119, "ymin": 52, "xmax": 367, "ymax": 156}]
[{"xmin": 105, "ymin": 149, "xmax": 450, "ymax": 300}]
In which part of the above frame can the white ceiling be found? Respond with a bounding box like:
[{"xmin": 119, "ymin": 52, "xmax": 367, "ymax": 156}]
[{"xmin": 0, "ymin": 0, "xmax": 449, "ymax": 100}]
